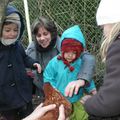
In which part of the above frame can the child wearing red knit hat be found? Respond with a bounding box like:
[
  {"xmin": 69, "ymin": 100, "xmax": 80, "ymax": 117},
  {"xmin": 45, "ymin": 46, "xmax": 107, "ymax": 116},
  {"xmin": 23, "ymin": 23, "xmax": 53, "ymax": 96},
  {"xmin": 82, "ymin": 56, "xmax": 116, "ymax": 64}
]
[
  {"xmin": 58, "ymin": 38, "xmax": 84, "ymax": 71},
  {"xmin": 44, "ymin": 25, "xmax": 97, "ymax": 120}
]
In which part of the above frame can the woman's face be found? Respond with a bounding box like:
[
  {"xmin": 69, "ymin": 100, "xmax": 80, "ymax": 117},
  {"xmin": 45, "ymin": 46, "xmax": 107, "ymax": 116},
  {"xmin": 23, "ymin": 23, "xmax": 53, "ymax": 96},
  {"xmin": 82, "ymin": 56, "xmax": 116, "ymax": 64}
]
[
  {"xmin": 35, "ymin": 26, "xmax": 52, "ymax": 48},
  {"xmin": 102, "ymin": 24, "xmax": 114, "ymax": 37}
]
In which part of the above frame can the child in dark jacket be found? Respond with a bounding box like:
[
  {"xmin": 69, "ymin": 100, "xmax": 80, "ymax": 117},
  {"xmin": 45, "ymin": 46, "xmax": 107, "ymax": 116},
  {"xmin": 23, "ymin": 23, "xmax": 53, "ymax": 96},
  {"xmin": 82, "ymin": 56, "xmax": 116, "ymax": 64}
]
[{"xmin": 0, "ymin": 5, "xmax": 41, "ymax": 120}]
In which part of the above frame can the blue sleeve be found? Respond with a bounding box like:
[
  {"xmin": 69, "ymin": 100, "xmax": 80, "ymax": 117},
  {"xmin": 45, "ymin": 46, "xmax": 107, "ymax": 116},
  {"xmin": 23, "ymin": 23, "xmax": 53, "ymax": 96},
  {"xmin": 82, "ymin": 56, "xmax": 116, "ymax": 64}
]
[
  {"xmin": 84, "ymin": 80, "xmax": 96, "ymax": 93},
  {"xmin": 43, "ymin": 58, "xmax": 57, "ymax": 87}
]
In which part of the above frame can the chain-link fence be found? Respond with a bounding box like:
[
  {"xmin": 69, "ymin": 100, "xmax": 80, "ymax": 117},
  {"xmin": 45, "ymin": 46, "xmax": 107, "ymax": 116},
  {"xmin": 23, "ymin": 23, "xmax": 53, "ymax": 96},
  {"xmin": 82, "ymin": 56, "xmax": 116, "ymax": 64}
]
[{"xmin": 10, "ymin": 0, "xmax": 104, "ymax": 89}]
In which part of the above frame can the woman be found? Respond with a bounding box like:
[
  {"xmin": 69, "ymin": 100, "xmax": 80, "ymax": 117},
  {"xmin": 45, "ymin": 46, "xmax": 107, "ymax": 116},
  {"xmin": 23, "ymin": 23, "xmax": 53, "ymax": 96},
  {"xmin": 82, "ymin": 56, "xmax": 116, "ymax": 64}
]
[
  {"xmin": 26, "ymin": 16, "xmax": 96, "ymax": 103},
  {"xmin": 81, "ymin": 0, "xmax": 120, "ymax": 119}
]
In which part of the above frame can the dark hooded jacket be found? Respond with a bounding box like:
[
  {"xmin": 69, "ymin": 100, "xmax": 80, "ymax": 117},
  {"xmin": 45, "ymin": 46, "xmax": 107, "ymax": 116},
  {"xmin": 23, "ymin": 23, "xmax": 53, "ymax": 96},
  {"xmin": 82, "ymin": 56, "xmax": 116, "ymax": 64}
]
[
  {"xmin": 0, "ymin": 5, "xmax": 37, "ymax": 111},
  {"xmin": 84, "ymin": 35, "xmax": 120, "ymax": 119}
]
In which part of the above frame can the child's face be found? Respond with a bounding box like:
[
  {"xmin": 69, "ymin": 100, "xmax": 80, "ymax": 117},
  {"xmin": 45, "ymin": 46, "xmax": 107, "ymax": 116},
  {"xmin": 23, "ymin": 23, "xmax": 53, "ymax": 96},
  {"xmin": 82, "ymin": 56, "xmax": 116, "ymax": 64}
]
[
  {"xmin": 36, "ymin": 26, "xmax": 52, "ymax": 48},
  {"xmin": 64, "ymin": 51, "xmax": 77, "ymax": 63},
  {"xmin": 2, "ymin": 23, "xmax": 18, "ymax": 39}
]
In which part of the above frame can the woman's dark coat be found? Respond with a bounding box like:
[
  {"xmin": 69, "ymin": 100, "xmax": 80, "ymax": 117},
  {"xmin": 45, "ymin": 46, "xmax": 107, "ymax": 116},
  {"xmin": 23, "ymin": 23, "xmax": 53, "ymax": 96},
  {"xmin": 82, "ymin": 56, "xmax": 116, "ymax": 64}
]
[{"xmin": 84, "ymin": 35, "xmax": 120, "ymax": 119}]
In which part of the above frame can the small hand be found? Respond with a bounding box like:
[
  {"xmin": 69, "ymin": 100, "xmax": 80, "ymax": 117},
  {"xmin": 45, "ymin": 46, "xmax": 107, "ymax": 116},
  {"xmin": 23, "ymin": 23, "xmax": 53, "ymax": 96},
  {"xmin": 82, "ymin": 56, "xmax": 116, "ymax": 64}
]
[
  {"xmin": 65, "ymin": 80, "xmax": 85, "ymax": 97},
  {"xmin": 80, "ymin": 95, "xmax": 92, "ymax": 104},
  {"xmin": 26, "ymin": 69, "xmax": 34, "ymax": 78},
  {"xmin": 33, "ymin": 63, "xmax": 42, "ymax": 73}
]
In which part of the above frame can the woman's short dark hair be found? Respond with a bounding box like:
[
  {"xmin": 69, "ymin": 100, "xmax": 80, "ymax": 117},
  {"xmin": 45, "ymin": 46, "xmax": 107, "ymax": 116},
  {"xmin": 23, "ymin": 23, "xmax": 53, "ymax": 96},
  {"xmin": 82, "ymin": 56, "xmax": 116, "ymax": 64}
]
[{"xmin": 32, "ymin": 16, "xmax": 57, "ymax": 41}]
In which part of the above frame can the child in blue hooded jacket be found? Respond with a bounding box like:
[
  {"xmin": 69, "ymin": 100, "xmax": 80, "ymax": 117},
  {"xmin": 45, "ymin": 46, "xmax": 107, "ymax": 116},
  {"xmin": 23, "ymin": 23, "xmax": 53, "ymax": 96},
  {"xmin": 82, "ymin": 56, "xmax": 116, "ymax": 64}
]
[
  {"xmin": 44, "ymin": 25, "xmax": 97, "ymax": 120},
  {"xmin": 0, "ymin": 5, "xmax": 41, "ymax": 120}
]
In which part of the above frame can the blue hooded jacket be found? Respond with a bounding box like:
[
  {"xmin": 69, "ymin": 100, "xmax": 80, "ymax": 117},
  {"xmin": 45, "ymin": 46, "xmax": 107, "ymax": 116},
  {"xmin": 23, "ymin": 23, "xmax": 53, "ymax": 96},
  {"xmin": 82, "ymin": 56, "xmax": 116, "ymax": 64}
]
[
  {"xmin": 60, "ymin": 25, "xmax": 86, "ymax": 48},
  {"xmin": 44, "ymin": 25, "xmax": 96, "ymax": 103}
]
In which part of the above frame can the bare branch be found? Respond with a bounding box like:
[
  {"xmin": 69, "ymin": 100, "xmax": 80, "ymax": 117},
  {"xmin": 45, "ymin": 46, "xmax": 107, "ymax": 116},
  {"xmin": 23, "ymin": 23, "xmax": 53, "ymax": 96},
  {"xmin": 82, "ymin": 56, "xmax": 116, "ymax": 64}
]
[{"xmin": 0, "ymin": 0, "xmax": 10, "ymax": 37}]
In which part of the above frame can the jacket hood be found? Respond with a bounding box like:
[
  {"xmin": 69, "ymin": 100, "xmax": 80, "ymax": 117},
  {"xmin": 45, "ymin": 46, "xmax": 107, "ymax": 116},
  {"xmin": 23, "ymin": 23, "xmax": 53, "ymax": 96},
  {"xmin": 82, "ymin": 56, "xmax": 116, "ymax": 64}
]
[
  {"xmin": 5, "ymin": 5, "xmax": 25, "ymax": 40},
  {"xmin": 60, "ymin": 25, "xmax": 86, "ymax": 49}
]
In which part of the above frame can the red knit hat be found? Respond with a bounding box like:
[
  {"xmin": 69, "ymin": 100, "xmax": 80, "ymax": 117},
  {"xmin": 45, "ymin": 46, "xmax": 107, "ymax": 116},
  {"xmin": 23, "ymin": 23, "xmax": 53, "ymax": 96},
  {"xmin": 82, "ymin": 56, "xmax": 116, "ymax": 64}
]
[{"xmin": 57, "ymin": 39, "xmax": 84, "ymax": 71}]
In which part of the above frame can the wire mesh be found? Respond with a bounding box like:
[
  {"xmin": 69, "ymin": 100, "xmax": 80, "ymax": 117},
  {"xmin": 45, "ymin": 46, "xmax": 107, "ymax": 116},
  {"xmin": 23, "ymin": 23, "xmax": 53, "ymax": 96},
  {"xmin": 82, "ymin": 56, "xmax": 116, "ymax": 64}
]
[{"xmin": 11, "ymin": 0, "xmax": 103, "ymax": 89}]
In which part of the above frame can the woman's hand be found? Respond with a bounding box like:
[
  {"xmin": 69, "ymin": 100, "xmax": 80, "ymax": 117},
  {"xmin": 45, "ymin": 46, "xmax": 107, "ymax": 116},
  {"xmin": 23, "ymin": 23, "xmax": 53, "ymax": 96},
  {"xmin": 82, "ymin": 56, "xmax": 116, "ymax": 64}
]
[
  {"xmin": 80, "ymin": 95, "xmax": 92, "ymax": 104},
  {"xmin": 23, "ymin": 103, "xmax": 56, "ymax": 120},
  {"xmin": 58, "ymin": 104, "xmax": 66, "ymax": 120},
  {"xmin": 33, "ymin": 63, "xmax": 42, "ymax": 73},
  {"xmin": 23, "ymin": 103, "xmax": 67, "ymax": 120}
]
